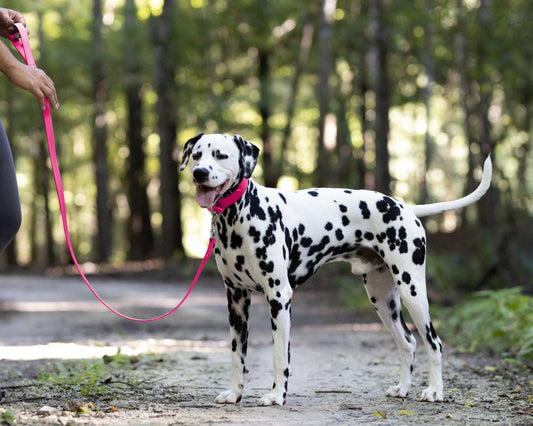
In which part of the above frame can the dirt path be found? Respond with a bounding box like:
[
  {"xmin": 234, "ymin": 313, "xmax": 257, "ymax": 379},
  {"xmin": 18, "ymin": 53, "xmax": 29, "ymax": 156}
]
[{"xmin": 1, "ymin": 273, "xmax": 532, "ymax": 425}]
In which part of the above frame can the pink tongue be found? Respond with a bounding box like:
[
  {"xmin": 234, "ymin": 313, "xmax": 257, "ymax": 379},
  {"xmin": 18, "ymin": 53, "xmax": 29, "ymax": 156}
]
[{"xmin": 196, "ymin": 185, "xmax": 219, "ymax": 208}]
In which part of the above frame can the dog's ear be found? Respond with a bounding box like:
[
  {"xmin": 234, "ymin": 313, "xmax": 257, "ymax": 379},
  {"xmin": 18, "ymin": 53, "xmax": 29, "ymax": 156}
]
[
  {"xmin": 233, "ymin": 135, "xmax": 260, "ymax": 178},
  {"xmin": 179, "ymin": 132, "xmax": 204, "ymax": 171}
]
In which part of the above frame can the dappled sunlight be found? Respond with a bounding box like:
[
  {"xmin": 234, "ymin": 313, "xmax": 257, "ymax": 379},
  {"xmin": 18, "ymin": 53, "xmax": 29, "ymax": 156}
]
[{"xmin": 0, "ymin": 338, "xmax": 229, "ymax": 361}]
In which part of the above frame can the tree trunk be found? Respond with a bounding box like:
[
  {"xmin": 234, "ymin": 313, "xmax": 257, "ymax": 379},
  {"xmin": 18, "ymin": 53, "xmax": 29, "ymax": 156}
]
[
  {"xmin": 275, "ymin": 14, "xmax": 314, "ymax": 187},
  {"xmin": 455, "ymin": 0, "xmax": 476, "ymax": 226},
  {"xmin": 369, "ymin": 0, "xmax": 391, "ymax": 194},
  {"xmin": 124, "ymin": 0, "xmax": 154, "ymax": 260},
  {"xmin": 421, "ymin": 0, "xmax": 435, "ymax": 204},
  {"xmin": 153, "ymin": 0, "xmax": 183, "ymax": 259},
  {"xmin": 258, "ymin": 47, "xmax": 275, "ymax": 188},
  {"xmin": 475, "ymin": 0, "xmax": 497, "ymax": 228},
  {"xmin": 92, "ymin": 0, "xmax": 112, "ymax": 262},
  {"xmin": 316, "ymin": 0, "xmax": 337, "ymax": 187}
]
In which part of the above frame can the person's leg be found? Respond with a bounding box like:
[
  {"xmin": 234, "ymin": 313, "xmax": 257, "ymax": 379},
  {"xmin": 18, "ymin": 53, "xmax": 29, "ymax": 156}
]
[{"xmin": 0, "ymin": 119, "xmax": 22, "ymax": 254}]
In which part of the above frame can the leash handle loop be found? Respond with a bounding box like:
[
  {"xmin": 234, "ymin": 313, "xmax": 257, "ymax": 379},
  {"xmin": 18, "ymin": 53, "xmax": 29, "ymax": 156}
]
[{"xmin": 10, "ymin": 23, "xmax": 210, "ymax": 322}]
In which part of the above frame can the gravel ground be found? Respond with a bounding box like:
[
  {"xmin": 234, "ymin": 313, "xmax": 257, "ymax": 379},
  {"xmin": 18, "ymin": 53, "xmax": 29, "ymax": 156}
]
[{"xmin": 0, "ymin": 273, "xmax": 532, "ymax": 425}]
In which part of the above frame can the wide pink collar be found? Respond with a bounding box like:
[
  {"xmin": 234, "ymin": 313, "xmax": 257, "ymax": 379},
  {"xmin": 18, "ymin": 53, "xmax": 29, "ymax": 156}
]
[{"xmin": 209, "ymin": 178, "xmax": 249, "ymax": 213}]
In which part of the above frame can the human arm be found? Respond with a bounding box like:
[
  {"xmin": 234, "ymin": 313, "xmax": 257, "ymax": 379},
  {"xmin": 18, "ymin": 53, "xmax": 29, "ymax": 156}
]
[
  {"xmin": 0, "ymin": 8, "xmax": 59, "ymax": 110},
  {"xmin": 0, "ymin": 40, "xmax": 59, "ymax": 110}
]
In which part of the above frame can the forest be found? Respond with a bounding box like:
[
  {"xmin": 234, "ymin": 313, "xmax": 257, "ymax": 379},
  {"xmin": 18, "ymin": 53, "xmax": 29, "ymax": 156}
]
[{"xmin": 0, "ymin": 0, "xmax": 531, "ymax": 298}]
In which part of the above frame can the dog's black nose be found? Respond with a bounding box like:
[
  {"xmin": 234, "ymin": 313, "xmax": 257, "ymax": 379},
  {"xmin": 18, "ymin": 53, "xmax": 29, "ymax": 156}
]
[{"xmin": 193, "ymin": 167, "xmax": 210, "ymax": 184}]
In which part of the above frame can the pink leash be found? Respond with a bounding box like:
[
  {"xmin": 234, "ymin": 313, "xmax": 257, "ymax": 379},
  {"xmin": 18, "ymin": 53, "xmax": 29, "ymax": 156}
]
[{"xmin": 9, "ymin": 23, "xmax": 247, "ymax": 322}]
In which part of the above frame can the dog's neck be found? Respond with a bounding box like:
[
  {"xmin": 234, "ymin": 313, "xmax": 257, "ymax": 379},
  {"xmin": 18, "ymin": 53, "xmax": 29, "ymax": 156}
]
[{"xmin": 209, "ymin": 178, "xmax": 249, "ymax": 214}]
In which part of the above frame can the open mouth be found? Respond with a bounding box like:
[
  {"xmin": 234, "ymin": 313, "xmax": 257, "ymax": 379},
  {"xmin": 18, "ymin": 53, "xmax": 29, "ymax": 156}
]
[{"xmin": 194, "ymin": 180, "xmax": 230, "ymax": 208}]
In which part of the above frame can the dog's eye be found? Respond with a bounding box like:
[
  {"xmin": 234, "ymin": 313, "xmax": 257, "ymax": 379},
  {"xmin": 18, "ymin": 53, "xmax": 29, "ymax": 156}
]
[
  {"xmin": 192, "ymin": 152, "xmax": 202, "ymax": 161},
  {"xmin": 215, "ymin": 151, "xmax": 229, "ymax": 160}
]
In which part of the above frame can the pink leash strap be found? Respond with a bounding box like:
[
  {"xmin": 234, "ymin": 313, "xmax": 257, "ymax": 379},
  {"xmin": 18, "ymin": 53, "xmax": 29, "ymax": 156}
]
[{"xmin": 10, "ymin": 23, "xmax": 214, "ymax": 322}]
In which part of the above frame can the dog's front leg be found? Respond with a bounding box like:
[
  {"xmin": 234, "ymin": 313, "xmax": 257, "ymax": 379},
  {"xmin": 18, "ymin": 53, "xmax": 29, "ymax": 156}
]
[
  {"xmin": 215, "ymin": 285, "xmax": 251, "ymax": 404},
  {"xmin": 258, "ymin": 286, "xmax": 293, "ymax": 406}
]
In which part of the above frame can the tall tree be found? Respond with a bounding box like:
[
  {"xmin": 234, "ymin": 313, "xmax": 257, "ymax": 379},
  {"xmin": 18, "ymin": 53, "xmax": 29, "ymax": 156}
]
[
  {"xmin": 124, "ymin": 0, "xmax": 154, "ymax": 260},
  {"xmin": 92, "ymin": 0, "xmax": 112, "ymax": 262},
  {"xmin": 474, "ymin": 0, "xmax": 497, "ymax": 228},
  {"xmin": 421, "ymin": 0, "xmax": 435, "ymax": 204},
  {"xmin": 275, "ymin": 13, "xmax": 314, "ymax": 186},
  {"xmin": 455, "ymin": 0, "xmax": 476, "ymax": 225},
  {"xmin": 254, "ymin": 0, "xmax": 275, "ymax": 188},
  {"xmin": 316, "ymin": 0, "xmax": 337, "ymax": 187},
  {"xmin": 369, "ymin": 0, "xmax": 391, "ymax": 194},
  {"xmin": 153, "ymin": 0, "xmax": 183, "ymax": 259}
]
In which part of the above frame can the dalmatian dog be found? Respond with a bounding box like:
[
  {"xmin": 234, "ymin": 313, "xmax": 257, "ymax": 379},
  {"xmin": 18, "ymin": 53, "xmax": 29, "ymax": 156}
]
[{"xmin": 180, "ymin": 133, "xmax": 492, "ymax": 406}]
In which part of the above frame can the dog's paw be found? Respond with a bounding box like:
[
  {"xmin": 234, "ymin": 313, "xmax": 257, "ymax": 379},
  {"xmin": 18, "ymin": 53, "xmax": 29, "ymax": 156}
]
[
  {"xmin": 257, "ymin": 391, "xmax": 286, "ymax": 406},
  {"xmin": 215, "ymin": 389, "xmax": 242, "ymax": 404},
  {"xmin": 420, "ymin": 387, "xmax": 443, "ymax": 402},
  {"xmin": 385, "ymin": 384, "xmax": 409, "ymax": 398}
]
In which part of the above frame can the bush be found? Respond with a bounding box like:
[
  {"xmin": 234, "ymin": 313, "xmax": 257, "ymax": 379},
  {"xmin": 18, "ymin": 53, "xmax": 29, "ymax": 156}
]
[{"xmin": 442, "ymin": 287, "xmax": 533, "ymax": 360}]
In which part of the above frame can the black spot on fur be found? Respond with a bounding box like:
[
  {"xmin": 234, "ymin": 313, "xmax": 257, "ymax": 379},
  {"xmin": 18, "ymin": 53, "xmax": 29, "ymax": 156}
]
[
  {"xmin": 308, "ymin": 236, "xmax": 330, "ymax": 256},
  {"xmin": 359, "ymin": 201, "xmax": 371, "ymax": 219},
  {"xmin": 230, "ymin": 231, "xmax": 243, "ymax": 249},
  {"xmin": 412, "ymin": 238, "xmax": 426, "ymax": 265},
  {"xmin": 270, "ymin": 299, "xmax": 283, "ymax": 318},
  {"xmin": 248, "ymin": 226, "xmax": 261, "ymax": 243},
  {"xmin": 376, "ymin": 196, "xmax": 402, "ymax": 223},
  {"xmin": 301, "ymin": 237, "xmax": 313, "ymax": 247}
]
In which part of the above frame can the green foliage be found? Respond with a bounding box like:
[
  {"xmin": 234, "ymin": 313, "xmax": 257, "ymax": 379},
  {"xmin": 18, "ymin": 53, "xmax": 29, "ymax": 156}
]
[
  {"xmin": 0, "ymin": 410, "xmax": 15, "ymax": 426},
  {"xmin": 37, "ymin": 349, "xmax": 143, "ymax": 397},
  {"xmin": 442, "ymin": 287, "xmax": 533, "ymax": 360}
]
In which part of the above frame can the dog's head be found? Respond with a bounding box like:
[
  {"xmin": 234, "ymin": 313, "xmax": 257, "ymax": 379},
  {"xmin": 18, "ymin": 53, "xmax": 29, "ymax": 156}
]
[{"xmin": 180, "ymin": 133, "xmax": 260, "ymax": 208}]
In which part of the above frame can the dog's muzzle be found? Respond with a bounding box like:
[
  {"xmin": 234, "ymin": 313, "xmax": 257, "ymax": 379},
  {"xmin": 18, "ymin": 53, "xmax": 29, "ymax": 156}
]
[{"xmin": 192, "ymin": 167, "xmax": 230, "ymax": 208}]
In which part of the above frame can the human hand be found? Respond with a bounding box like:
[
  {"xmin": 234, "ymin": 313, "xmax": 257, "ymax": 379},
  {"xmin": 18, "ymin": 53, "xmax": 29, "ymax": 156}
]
[
  {"xmin": 0, "ymin": 8, "xmax": 28, "ymax": 39},
  {"xmin": 7, "ymin": 61, "xmax": 59, "ymax": 111}
]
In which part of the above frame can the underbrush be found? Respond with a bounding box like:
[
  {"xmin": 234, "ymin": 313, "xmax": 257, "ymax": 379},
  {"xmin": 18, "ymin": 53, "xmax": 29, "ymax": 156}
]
[{"xmin": 438, "ymin": 287, "xmax": 533, "ymax": 362}]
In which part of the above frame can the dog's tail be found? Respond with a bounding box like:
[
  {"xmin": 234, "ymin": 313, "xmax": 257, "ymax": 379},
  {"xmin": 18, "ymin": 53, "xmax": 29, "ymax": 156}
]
[{"xmin": 411, "ymin": 156, "xmax": 492, "ymax": 218}]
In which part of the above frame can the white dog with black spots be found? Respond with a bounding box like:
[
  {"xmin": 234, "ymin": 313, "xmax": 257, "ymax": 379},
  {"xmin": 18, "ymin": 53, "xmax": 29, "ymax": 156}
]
[{"xmin": 180, "ymin": 133, "xmax": 492, "ymax": 406}]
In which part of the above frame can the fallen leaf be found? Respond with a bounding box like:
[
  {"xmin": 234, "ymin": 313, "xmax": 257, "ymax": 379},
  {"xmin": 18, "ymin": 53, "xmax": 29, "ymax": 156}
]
[
  {"xmin": 372, "ymin": 412, "xmax": 387, "ymax": 419},
  {"xmin": 71, "ymin": 402, "xmax": 95, "ymax": 415},
  {"xmin": 398, "ymin": 409, "xmax": 415, "ymax": 415},
  {"xmin": 484, "ymin": 366, "xmax": 496, "ymax": 371}
]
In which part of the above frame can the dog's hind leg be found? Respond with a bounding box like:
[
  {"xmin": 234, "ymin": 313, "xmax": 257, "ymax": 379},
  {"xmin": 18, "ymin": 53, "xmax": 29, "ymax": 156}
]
[
  {"xmin": 363, "ymin": 268, "xmax": 417, "ymax": 399},
  {"xmin": 396, "ymin": 274, "xmax": 443, "ymax": 402},
  {"xmin": 215, "ymin": 283, "xmax": 251, "ymax": 404}
]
